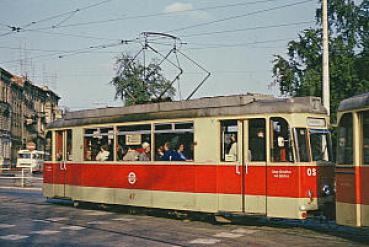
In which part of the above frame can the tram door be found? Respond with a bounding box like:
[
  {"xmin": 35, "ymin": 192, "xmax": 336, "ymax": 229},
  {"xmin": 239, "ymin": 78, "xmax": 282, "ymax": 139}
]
[
  {"xmin": 242, "ymin": 118, "xmax": 267, "ymax": 215},
  {"xmin": 53, "ymin": 130, "xmax": 72, "ymax": 198}
]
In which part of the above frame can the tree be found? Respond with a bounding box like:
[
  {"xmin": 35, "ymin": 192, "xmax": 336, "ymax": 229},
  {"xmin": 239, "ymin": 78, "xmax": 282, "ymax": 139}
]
[
  {"xmin": 272, "ymin": 0, "xmax": 369, "ymax": 122},
  {"xmin": 111, "ymin": 54, "xmax": 176, "ymax": 106}
]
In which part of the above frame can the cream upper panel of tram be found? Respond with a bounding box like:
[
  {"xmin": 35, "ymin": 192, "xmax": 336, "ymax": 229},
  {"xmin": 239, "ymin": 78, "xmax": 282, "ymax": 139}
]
[{"xmin": 48, "ymin": 112, "xmax": 328, "ymax": 164}]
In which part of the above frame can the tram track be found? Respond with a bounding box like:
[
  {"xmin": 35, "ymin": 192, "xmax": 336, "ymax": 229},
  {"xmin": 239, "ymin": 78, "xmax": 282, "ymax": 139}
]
[{"xmin": 1, "ymin": 194, "xmax": 368, "ymax": 246}]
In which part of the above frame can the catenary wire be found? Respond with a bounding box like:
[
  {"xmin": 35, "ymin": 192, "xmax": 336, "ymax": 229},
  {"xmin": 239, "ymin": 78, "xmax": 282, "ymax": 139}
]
[{"xmin": 166, "ymin": 0, "xmax": 314, "ymax": 33}]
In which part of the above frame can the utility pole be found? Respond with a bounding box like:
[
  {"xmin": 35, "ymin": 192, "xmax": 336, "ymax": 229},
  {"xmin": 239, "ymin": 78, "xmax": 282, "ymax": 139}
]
[{"xmin": 322, "ymin": 0, "xmax": 330, "ymax": 115}]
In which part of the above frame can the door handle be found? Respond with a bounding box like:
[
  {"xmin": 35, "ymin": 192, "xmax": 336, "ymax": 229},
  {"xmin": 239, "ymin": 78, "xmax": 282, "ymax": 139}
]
[
  {"xmin": 59, "ymin": 162, "xmax": 64, "ymax": 170},
  {"xmin": 235, "ymin": 162, "xmax": 241, "ymax": 175},
  {"xmin": 64, "ymin": 161, "xmax": 67, "ymax": 170}
]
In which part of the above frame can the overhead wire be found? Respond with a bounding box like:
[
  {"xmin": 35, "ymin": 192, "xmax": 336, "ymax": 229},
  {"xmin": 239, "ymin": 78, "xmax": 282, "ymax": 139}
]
[
  {"xmin": 28, "ymin": 29, "xmax": 121, "ymax": 41},
  {"xmin": 21, "ymin": 0, "xmax": 282, "ymax": 31},
  {"xmin": 0, "ymin": 39, "xmax": 139, "ymax": 65},
  {"xmin": 0, "ymin": 0, "xmax": 114, "ymax": 37},
  {"xmin": 181, "ymin": 20, "xmax": 315, "ymax": 38},
  {"xmin": 22, "ymin": 0, "xmax": 114, "ymax": 28},
  {"xmin": 186, "ymin": 37, "xmax": 296, "ymax": 50},
  {"xmin": 167, "ymin": 0, "xmax": 314, "ymax": 33}
]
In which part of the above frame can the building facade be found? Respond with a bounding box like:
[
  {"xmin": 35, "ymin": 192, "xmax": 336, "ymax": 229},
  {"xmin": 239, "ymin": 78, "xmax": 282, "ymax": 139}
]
[{"xmin": 0, "ymin": 67, "xmax": 61, "ymax": 165}]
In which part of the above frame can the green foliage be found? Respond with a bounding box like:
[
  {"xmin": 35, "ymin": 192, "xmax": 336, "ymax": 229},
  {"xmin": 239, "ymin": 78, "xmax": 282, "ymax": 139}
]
[
  {"xmin": 112, "ymin": 54, "xmax": 175, "ymax": 106},
  {"xmin": 273, "ymin": 0, "xmax": 369, "ymax": 122}
]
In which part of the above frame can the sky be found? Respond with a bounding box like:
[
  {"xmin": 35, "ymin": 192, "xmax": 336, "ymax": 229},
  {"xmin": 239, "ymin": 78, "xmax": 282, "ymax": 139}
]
[{"xmin": 0, "ymin": 0, "xmax": 320, "ymax": 110}]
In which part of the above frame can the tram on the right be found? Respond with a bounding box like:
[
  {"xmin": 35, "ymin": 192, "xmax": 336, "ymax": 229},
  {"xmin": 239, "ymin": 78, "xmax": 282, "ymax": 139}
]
[{"xmin": 336, "ymin": 92, "xmax": 369, "ymax": 227}]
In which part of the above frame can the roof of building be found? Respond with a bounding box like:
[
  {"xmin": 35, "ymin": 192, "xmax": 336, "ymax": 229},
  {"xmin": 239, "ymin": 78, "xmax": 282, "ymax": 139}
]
[
  {"xmin": 338, "ymin": 92, "xmax": 369, "ymax": 112},
  {"xmin": 48, "ymin": 93, "xmax": 327, "ymax": 129},
  {"xmin": 0, "ymin": 67, "xmax": 60, "ymax": 100}
]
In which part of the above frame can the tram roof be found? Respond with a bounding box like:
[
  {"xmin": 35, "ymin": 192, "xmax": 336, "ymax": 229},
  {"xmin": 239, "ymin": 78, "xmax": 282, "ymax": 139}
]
[
  {"xmin": 49, "ymin": 94, "xmax": 327, "ymax": 129},
  {"xmin": 338, "ymin": 92, "xmax": 369, "ymax": 112}
]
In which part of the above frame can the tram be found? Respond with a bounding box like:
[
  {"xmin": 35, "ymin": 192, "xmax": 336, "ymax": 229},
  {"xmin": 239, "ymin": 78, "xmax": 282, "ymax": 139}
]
[
  {"xmin": 43, "ymin": 94, "xmax": 334, "ymax": 220},
  {"xmin": 336, "ymin": 92, "xmax": 369, "ymax": 227}
]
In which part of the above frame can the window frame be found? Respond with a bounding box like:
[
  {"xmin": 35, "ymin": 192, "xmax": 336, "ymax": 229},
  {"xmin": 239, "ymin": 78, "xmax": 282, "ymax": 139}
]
[
  {"xmin": 116, "ymin": 124, "xmax": 152, "ymax": 162},
  {"xmin": 361, "ymin": 110, "xmax": 369, "ymax": 165},
  {"xmin": 220, "ymin": 120, "xmax": 239, "ymax": 162},
  {"xmin": 270, "ymin": 117, "xmax": 294, "ymax": 163},
  {"xmin": 83, "ymin": 126, "xmax": 114, "ymax": 162},
  {"xmin": 154, "ymin": 121, "xmax": 194, "ymax": 162},
  {"xmin": 336, "ymin": 113, "xmax": 354, "ymax": 166}
]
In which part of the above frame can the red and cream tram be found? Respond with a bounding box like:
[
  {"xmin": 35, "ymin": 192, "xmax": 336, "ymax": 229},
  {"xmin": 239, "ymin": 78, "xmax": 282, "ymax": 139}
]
[
  {"xmin": 43, "ymin": 94, "xmax": 334, "ymax": 220},
  {"xmin": 336, "ymin": 92, "xmax": 369, "ymax": 227}
]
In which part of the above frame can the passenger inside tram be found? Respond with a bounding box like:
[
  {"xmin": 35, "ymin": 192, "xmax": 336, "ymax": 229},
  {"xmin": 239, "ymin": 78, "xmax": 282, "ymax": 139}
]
[
  {"xmin": 177, "ymin": 143, "xmax": 190, "ymax": 161},
  {"xmin": 96, "ymin": 145, "xmax": 110, "ymax": 161},
  {"xmin": 138, "ymin": 142, "xmax": 151, "ymax": 161},
  {"xmin": 123, "ymin": 147, "xmax": 139, "ymax": 161}
]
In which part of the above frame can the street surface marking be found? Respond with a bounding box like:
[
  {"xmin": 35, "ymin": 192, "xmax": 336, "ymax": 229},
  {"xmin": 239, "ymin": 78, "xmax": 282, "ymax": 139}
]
[
  {"xmin": 231, "ymin": 228, "xmax": 260, "ymax": 234},
  {"xmin": 61, "ymin": 226, "xmax": 86, "ymax": 231},
  {"xmin": 87, "ymin": 221, "xmax": 110, "ymax": 225},
  {"xmin": 46, "ymin": 217, "xmax": 68, "ymax": 222},
  {"xmin": 189, "ymin": 238, "xmax": 221, "ymax": 244},
  {"xmin": 0, "ymin": 186, "xmax": 41, "ymax": 191},
  {"xmin": 213, "ymin": 232, "xmax": 243, "ymax": 238},
  {"xmin": 84, "ymin": 211, "xmax": 112, "ymax": 216},
  {"xmin": 0, "ymin": 234, "xmax": 29, "ymax": 241},
  {"xmin": 32, "ymin": 230, "xmax": 61, "ymax": 235},
  {"xmin": 33, "ymin": 219, "xmax": 49, "ymax": 223},
  {"xmin": 112, "ymin": 217, "xmax": 135, "ymax": 221},
  {"xmin": 0, "ymin": 224, "xmax": 15, "ymax": 229}
]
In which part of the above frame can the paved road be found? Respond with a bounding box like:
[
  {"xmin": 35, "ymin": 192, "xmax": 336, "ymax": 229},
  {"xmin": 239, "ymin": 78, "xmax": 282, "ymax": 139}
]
[
  {"xmin": 0, "ymin": 188, "xmax": 369, "ymax": 247},
  {"xmin": 0, "ymin": 169, "xmax": 42, "ymax": 190}
]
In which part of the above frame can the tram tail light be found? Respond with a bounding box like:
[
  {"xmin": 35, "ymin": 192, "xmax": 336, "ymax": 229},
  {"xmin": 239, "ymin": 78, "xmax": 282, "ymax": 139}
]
[{"xmin": 301, "ymin": 212, "xmax": 307, "ymax": 219}]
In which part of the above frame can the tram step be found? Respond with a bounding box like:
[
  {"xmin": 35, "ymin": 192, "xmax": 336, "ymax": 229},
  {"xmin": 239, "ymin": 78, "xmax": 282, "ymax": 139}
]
[{"xmin": 217, "ymin": 211, "xmax": 265, "ymax": 218}]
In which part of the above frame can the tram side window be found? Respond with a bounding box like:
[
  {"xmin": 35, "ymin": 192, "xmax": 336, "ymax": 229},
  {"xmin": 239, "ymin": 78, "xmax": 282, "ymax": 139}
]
[
  {"xmin": 84, "ymin": 127, "xmax": 114, "ymax": 162},
  {"xmin": 270, "ymin": 117, "xmax": 294, "ymax": 162},
  {"xmin": 337, "ymin": 113, "xmax": 353, "ymax": 165},
  {"xmin": 117, "ymin": 125, "xmax": 151, "ymax": 162},
  {"xmin": 45, "ymin": 131, "xmax": 52, "ymax": 161},
  {"xmin": 66, "ymin": 129, "xmax": 72, "ymax": 161},
  {"xmin": 55, "ymin": 131, "xmax": 63, "ymax": 161},
  {"xmin": 221, "ymin": 120, "xmax": 238, "ymax": 162},
  {"xmin": 249, "ymin": 119, "xmax": 266, "ymax": 162},
  {"xmin": 363, "ymin": 111, "xmax": 369, "ymax": 165},
  {"xmin": 155, "ymin": 122, "xmax": 194, "ymax": 162}
]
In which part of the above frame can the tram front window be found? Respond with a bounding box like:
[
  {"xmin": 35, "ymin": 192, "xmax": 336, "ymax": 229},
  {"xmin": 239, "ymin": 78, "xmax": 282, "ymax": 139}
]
[
  {"xmin": 310, "ymin": 129, "xmax": 332, "ymax": 162},
  {"xmin": 294, "ymin": 128, "xmax": 309, "ymax": 162}
]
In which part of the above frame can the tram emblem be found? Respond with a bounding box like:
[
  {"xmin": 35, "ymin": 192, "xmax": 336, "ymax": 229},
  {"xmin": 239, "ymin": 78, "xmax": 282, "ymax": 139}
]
[{"xmin": 128, "ymin": 172, "xmax": 137, "ymax": 184}]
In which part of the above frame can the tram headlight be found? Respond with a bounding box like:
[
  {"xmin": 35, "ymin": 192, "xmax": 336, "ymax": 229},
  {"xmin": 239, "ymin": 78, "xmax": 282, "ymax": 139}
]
[{"xmin": 322, "ymin": 184, "xmax": 332, "ymax": 197}]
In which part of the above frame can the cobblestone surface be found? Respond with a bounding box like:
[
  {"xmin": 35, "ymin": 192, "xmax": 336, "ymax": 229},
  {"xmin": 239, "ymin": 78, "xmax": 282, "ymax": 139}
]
[{"xmin": 1, "ymin": 188, "xmax": 369, "ymax": 247}]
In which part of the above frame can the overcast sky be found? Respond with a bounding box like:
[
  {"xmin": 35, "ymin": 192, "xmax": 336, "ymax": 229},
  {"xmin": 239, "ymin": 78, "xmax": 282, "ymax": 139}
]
[{"xmin": 0, "ymin": 0, "xmax": 320, "ymax": 110}]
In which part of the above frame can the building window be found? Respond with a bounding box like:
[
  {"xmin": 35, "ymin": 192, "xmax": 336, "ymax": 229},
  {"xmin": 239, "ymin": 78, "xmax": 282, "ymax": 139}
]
[
  {"xmin": 84, "ymin": 127, "xmax": 114, "ymax": 162},
  {"xmin": 117, "ymin": 124, "xmax": 151, "ymax": 162},
  {"xmin": 220, "ymin": 120, "xmax": 238, "ymax": 162},
  {"xmin": 155, "ymin": 122, "xmax": 194, "ymax": 161}
]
